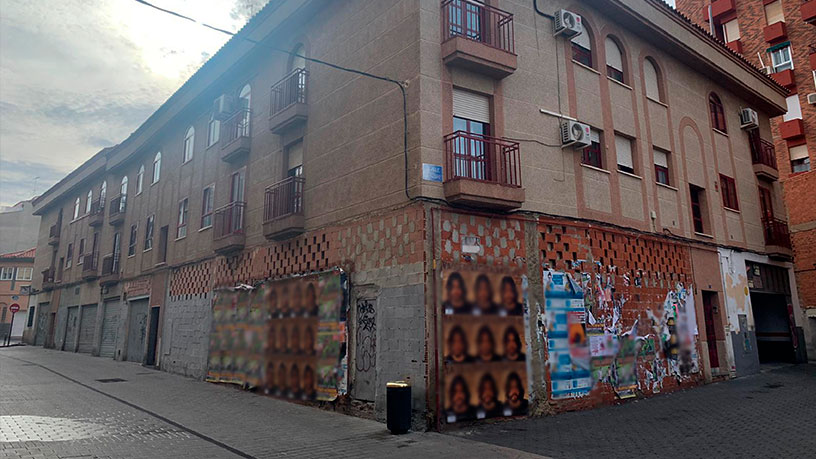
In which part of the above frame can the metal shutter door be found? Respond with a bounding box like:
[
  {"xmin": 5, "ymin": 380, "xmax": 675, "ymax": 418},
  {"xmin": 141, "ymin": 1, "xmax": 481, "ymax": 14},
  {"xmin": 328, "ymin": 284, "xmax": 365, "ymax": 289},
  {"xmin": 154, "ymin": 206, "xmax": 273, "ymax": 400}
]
[
  {"xmin": 35, "ymin": 304, "xmax": 49, "ymax": 346},
  {"xmin": 126, "ymin": 299, "xmax": 149, "ymax": 362},
  {"xmin": 452, "ymin": 89, "xmax": 490, "ymax": 123},
  {"xmin": 64, "ymin": 306, "xmax": 79, "ymax": 351},
  {"xmin": 77, "ymin": 305, "xmax": 97, "ymax": 354},
  {"xmin": 99, "ymin": 301, "xmax": 121, "ymax": 358}
]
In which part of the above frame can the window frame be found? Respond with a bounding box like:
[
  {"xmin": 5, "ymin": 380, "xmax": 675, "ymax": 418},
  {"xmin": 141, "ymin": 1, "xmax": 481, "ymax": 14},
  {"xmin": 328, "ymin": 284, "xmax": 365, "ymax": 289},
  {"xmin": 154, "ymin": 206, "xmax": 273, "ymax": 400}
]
[
  {"xmin": 0, "ymin": 267, "xmax": 14, "ymax": 281},
  {"xmin": 183, "ymin": 126, "xmax": 195, "ymax": 163},
  {"xmin": 719, "ymin": 174, "xmax": 739, "ymax": 211},
  {"xmin": 201, "ymin": 185, "xmax": 214, "ymax": 229},
  {"xmin": 654, "ymin": 148, "xmax": 671, "ymax": 186},
  {"xmin": 144, "ymin": 215, "xmax": 155, "ymax": 251},
  {"xmin": 643, "ymin": 57, "xmax": 663, "ymax": 103},
  {"xmin": 66, "ymin": 243, "xmax": 73, "ymax": 268},
  {"xmin": 85, "ymin": 190, "xmax": 92, "ymax": 214},
  {"xmin": 78, "ymin": 238, "xmax": 85, "ymax": 264},
  {"xmin": 16, "ymin": 267, "xmax": 33, "ymax": 281},
  {"xmin": 73, "ymin": 197, "xmax": 81, "ymax": 220},
  {"xmin": 152, "ymin": 152, "xmax": 161, "ymax": 184},
  {"xmin": 208, "ymin": 116, "xmax": 220, "ymax": 147},
  {"xmin": 128, "ymin": 224, "xmax": 138, "ymax": 257},
  {"xmin": 137, "ymin": 165, "xmax": 144, "ymax": 194},
  {"xmin": 689, "ymin": 185, "xmax": 705, "ymax": 234},
  {"xmin": 614, "ymin": 134, "xmax": 635, "ymax": 174},
  {"xmin": 581, "ymin": 129, "xmax": 604, "ymax": 169},
  {"xmin": 571, "ymin": 26, "xmax": 594, "ymax": 69},
  {"xmin": 770, "ymin": 44, "xmax": 793, "ymax": 73},
  {"xmin": 708, "ymin": 93, "xmax": 727, "ymax": 133},
  {"xmin": 177, "ymin": 198, "xmax": 189, "ymax": 239},
  {"xmin": 604, "ymin": 36, "xmax": 625, "ymax": 84}
]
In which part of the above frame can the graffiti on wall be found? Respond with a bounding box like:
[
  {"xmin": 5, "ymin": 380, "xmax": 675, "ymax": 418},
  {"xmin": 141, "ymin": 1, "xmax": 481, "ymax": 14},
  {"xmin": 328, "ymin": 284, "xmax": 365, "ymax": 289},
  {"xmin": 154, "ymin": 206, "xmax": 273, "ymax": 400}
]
[
  {"xmin": 355, "ymin": 298, "xmax": 376, "ymax": 374},
  {"xmin": 206, "ymin": 269, "xmax": 348, "ymax": 402},
  {"xmin": 442, "ymin": 267, "xmax": 529, "ymax": 423}
]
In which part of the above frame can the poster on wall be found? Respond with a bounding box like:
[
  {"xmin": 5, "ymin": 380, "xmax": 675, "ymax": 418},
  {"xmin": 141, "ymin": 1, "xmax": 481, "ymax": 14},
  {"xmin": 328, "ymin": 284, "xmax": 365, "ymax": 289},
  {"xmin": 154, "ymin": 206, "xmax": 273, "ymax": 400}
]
[
  {"xmin": 441, "ymin": 267, "xmax": 529, "ymax": 423},
  {"xmin": 206, "ymin": 269, "xmax": 347, "ymax": 403}
]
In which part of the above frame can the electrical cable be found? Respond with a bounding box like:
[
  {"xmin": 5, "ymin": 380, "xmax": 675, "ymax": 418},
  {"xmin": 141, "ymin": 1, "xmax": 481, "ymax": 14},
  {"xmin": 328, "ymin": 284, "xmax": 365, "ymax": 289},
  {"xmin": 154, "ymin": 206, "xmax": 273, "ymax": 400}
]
[{"xmin": 133, "ymin": 0, "xmax": 412, "ymax": 200}]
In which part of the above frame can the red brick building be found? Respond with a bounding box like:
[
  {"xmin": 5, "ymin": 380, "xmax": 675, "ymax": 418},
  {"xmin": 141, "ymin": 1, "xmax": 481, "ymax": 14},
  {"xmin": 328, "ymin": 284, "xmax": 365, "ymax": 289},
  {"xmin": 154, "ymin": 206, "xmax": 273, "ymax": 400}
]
[{"xmin": 675, "ymin": 0, "xmax": 816, "ymax": 358}]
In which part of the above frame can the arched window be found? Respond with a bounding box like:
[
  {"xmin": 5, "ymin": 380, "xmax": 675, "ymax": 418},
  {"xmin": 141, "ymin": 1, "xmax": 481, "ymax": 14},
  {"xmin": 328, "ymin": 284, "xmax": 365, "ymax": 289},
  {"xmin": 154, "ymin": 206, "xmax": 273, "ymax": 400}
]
[
  {"xmin": 571, "ymin": 28, "xmax": 593, "ymax": 68},
  {"xmin": 85, "ymin": 189, "xmax": 93, "ymax": 214},
  {"xmin": 73, "ymin": 197, "xmax": 81, "ymax": 219},
  {"xmin": 289, "ymin": 44, "xmax": 306, "ymax": 72},
  {"xmin": 119, "ymin": 176, "xmax": 128, "ymax": 212},
  {"xmin": 100, "ymin": 180, "xmax": 107, "ymax": 208},
  {"xmin": 137, "ymin": 165, "xmax": 144, "ymax": 194},
  {"xmin": 709, "ymin": 93, "xmax": 727, "ymax": 133},
  {"xmin": 152, "ymin": 152, "xmax": 161, "ymax": 184},
  {"xmin": 183, "ymin": 126, "xmax": 195, "ymax": 163},
  {"xmin": 238, "ymin": 84, "xmax": 251, "ymax": 137},
  {"xmin": 605, "ymin": 36, "xmax": 624, "ymax": 83},
  {"xmin": 643, "ymin": 58, "xmax": 662, "ymax": 102}
]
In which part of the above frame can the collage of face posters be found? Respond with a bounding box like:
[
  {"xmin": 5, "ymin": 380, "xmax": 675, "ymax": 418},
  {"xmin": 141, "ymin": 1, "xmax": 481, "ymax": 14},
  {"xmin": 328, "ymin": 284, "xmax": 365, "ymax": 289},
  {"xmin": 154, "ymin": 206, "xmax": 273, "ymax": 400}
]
[
  {"xmin": 442, "ymin": 268, "xmax": 529, "ymax": 423},
  {"xmin": 206, "ymin": 269, "xmax": 347, "ymax": 402}
]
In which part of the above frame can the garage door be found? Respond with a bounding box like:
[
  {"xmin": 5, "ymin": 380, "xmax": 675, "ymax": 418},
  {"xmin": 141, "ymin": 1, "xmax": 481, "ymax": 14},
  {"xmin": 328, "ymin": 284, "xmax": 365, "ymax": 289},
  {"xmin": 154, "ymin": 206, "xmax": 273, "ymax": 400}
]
[
  {"xmin": 35, "ymin": 304, "xmax": 50, "ymax": 346},
  {"xmin": 77, "ymin": 305, "xmax": 98, "ymax": 354},
  {"xmin": 64, "ymin": 306, "xmax": 79, "ymax": 352},
  {"xmin": 126, "ymin": 299, "xmax": 149, "ymax": 363},
  {"xmin": 99, "ymin": 300, "xmax": 122, "ymax": 358}
]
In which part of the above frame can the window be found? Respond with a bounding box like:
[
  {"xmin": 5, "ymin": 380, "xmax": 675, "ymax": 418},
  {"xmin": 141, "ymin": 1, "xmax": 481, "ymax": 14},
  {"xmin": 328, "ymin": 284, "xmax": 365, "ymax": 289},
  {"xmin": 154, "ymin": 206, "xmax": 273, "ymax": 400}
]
[
  {"xmin": 605, "ymin": 37, "xmax": 624, "ymax": 83},
  {"xmin": 770, "ymin": 44, "xmax": 793, "ymax": 73},
  {"xmin": 764, "ymin": 0, "xmax": 784, "ymax": 25},
  {"xmin": 177, "ymin": 198, "xmax": 189, "ymax": 239},
  {"xmin": 73, "ymin": 197, "xmax": 81, "ymax": 220},
  {"xmin": 719, "ymin": 174, "xmax": 739, "ymax": 210},
  {"xmin": 27, "ymin": 306, "xmax": 35, "ymax": 327},
  {"xmin": 144, "ymin": 215, "xmax": 154, "ymax": 251},
  {"xmin": 152, "ymin": 152, "xmax": 161, "ymax": 184},
  {"xmin": 689, "ymin": 185, "xmax": 705, "ymax": 234},
  {"xmin": 201, "ymin": 186, "xmax": 214, "ymax": 229},
  {"xmin": 709, "ymin": 93, "xmax": 727, "ymax": 133},
  {"xmin": 615, "ymin": 135, "xmax": 634, "ymax": 174},
  {"xmin": 790, "ymin": 144, "xmax": 811, "ymax": 173},
  {"xmin": 208, "ymin": 115, "xmax": 220, "ymax": 146},
  {"xmin": 66, "ymin": 243, "xmax": 73, "ymax": 268},
  {"xmin": 571, "ymin": 30, "xmax": 593, "ymax": 68},
  {"xmin": 137, "ymin": 165, "xmax": 144, "ymax": 194},
  {"xmin": 0, "ymin": 267, "xmax": 14, "ymax": 280},
  {"xmin": 286, "ymin": 140, "xmax": 304, "ymax": 178},
  {"xmin": 722, "ymin": 19, "xmax": 740, "ymax": 43},
  {"xmin": 654, "ymin": 148, "xmax": 670, "ymax": 185},
  {"xmin": 783, "ymin": 95, "xmax": 802, "ymax": 122},
  {"xmin": 77, "ymin": 239, "xmax": 85, "ymax": 264},
  {"xmin": 85, "ymin": 190, "xmax": 92, "ymax": 214},
  {"xmin": 158, "ymin": 226, "xmax": 169, "ymax": 264},
  {"xmin": 581, "ymin": 129, "xmax": 603, "ymax": 169},
  {"xmin": 644, "ymin": 58, "xmax": 662, "ymax": 102},
  {"xmin": 16, "ymin": 267, "xmax": 32, "ymax": 281},
  {"xmin": 100, "ymin": 180, "xmax": 107, "ymax": 207},
  {"xmin": 128, "ymin": 224, "xmax": 138, "ymax": 256},
  {"xmin": 238, "ymin": 84, "xmax": 251, "ymax": 137},
  {"xmin": 183, "ymin": 126, "xmax": 195, "ymax": 163}
]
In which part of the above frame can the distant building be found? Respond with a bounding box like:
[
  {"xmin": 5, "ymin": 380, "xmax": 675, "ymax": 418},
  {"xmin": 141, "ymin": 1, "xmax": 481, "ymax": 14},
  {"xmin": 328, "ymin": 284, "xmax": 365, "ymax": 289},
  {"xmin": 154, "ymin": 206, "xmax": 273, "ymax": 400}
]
[
  {"xmin": 0, "ymin": 199, "xmax": 41, "ymax": 253},
  {"xmin": 0, "ymin": 248, "xmax": 35, "ymax": 343}
]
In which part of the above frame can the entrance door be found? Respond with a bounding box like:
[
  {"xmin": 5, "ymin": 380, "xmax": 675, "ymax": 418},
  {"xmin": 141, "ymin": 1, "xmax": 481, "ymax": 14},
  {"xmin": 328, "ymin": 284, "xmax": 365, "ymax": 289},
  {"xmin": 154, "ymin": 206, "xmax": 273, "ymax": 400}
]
[
  {"xmin": 100, "ymin": 300, "xmax": 122, "ymax": 358},
  {"xmin": 702, "ymin": 292, "xmax": 720, "ymax": 369},
  {"xmin": 77, "ymin": 305, "xmax": 97, "ymax": 354},
  {"xmin": 63, "ymin": 306, "xmax": 79, "ymax": 351},
  {"xmin": 126, "ymin": 299, "xmax": 149, "ymax": 362},
  {"xmin": 145, "ymin": 307, "xmax": 161, "ymax": 366},
  {"xmin": 751, "ymin": 292, "xmax": 794, "ymax": 363},
  {"xmin": 35, "ymin": 303, "xmax": 49, "ymax": 346}
]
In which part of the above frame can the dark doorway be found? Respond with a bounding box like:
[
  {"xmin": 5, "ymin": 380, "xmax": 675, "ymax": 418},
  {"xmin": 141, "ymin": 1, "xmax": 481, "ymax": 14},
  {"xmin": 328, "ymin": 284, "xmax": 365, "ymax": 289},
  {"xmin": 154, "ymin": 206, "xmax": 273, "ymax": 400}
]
[
  {"xmin": 751, "ymin": 292, "xmax": 794, "ymax": 363},
  {"xmin": 145, "ymin": 306, "xmax": 160, "ymax": 366},
  {"xmin": 702, "ymin": 291, "xmax": 720, "ymax": 369}
]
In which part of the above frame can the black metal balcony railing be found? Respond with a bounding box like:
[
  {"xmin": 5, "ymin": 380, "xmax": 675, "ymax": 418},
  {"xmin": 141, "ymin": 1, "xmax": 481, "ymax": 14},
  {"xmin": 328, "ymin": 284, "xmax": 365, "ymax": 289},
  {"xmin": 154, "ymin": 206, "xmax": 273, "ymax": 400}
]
[
  {"xmin": 762, "ymin": 216, "xmax": 792, "ymax": 249},
  {"xmin": 264, "ymin": 176, "xmax": 305, "ymax": 222},
  {"xmin": 49, "ymin": 224, "xmax": 60, "ymax": 238},
  {"xmin": 89, "ymin": 198, "xmax": 104, "ymax": 216},
  {"xmin": 750, "ymin": 136, "xmax": 778, "ymax": 170},
  {"xmin": 270, "ymin": 68, "xmax": 308, "ymax": 117},
  {"xmin": 441, "ymin": 0, "xmax": 515, "ymax": 54},
  {"xmin": 42, "ymin": 267, "xmax": 55, "ymax": 285},
  {"xmin": 444, "ymin": 131, "xmax": 522, "ymax": 186},
  {"xmin": 109, "ymin": 195, "xmax": 126, "ymax": 216},
  {"xmin": 101, "ymin": 253, "xmax": 120, "ymax": 276},
  {"xmin": 82, "ymin": 253, "xmax": 98, "ymax": 274},
  {"xmin": 223, "ymin": 108, "xmax": 251, "ymax": 145},
  {"xmin": 213, "ymin": 201, "xmax": 246, "ymax": 240}
]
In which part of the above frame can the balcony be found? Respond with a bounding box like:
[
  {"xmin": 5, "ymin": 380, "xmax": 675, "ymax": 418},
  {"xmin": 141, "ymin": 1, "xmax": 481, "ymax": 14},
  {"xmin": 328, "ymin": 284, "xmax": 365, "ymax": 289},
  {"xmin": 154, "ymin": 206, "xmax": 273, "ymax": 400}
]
[
  {"xmin": 81, "ymin": 253, "xmax": 99, "ymax": 280},
  {"xmin": 220, "ymin": 108, "xmax": 251, "ymax": 162},
  {"xmin": 99, "ymin": 253, "xmax": 121, "ymax": 286},
  {"xmin": 108, "ymin": 195, "xmax": 126, "ymax": 226},
  {"xmin": 802, "ymin": 1, "xmax": 816, "ymax": 24},
  {"xmin": 771, "ymin": 69, "xmax": 795, "ymax": 88},
  {"xmin": 443, "ymin": 131, "xmax": 524, "ymax": 210},
  {"xmin": 88, "ymin": 199, "xmax": 105, "ymax": 226},
  {"xmin": 263, "ymin": 176, "xmax": 305, "ymax": 241},
  {"xmin": 48, "ymin": 224, "xmax": 60, "ymax": 246},
  {"xmin": 779, "ymin": 119, "xmax": 805, "ymax": 140},
  {"xmin": 213, "ymin": 201, "xmax": 246, "ymax": 254},
  {"xmin": 706, "ymin": 0, "xmax": 736, "ymax": 19},
  {"xmin": 762, "ymin": 216, "xmax": 793, "ymax": 259},
  {"xmin": 750, "ymin": 136, "xmax": 778, "ymax": 181},
  {"xmin": 763, "ymin": 21, "xmax": 787, "ymax": 43},
  {"xmin": 41, "ymin": 267, "xmax": 55, "ymax": 290},
  {"xmin": 440, "ymin": 0, "xmax": 517, "ymax": 78},
  {"xmin": 269, "ymin": 68, "xmax": 309, "ymax": 134}
]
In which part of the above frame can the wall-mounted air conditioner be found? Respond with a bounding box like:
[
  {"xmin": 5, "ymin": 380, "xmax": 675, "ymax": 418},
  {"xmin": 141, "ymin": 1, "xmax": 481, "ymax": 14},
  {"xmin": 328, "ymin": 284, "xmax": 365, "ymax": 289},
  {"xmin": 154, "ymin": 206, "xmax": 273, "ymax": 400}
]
[
  {"xmin": 807, "ymin": 93, "xmax": 816, "ymax": 105},
  {"xmin": 560, "ymin": 120, "xmax": 591, "ymax": 149},
  {"xmin": 212, "ymin": 95, "xmax": 234, "ymax": 120},
  {"xmin": 761, "ymin": 66, "xmax": 773, "ymax": 75},
  {"xmin": 739, "ymin": 108, "xmax": 759, "ymax": 130},
  {"xmin": 554, "ymin": 10, "xmax": 583, "ymax": 38}
]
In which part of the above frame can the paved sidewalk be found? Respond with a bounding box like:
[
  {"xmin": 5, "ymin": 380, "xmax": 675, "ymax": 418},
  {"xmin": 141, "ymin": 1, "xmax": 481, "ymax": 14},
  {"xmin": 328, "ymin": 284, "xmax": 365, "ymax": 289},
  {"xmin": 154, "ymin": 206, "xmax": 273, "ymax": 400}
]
[
  {"xmin": 0, "ymin": 346, "xmax": 537, "ymax": 458},
  {"xmin": 448, "ymin": 363, "xmax": 816, "ymax": 459}
]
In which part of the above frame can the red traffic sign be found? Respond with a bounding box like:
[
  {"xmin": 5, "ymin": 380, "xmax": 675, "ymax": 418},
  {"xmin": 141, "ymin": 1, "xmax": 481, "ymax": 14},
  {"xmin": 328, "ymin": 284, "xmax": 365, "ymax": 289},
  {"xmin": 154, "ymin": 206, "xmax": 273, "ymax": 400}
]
[{"xmin": 9, "ymin": 304, "xmax": 20, "ymax": 314}]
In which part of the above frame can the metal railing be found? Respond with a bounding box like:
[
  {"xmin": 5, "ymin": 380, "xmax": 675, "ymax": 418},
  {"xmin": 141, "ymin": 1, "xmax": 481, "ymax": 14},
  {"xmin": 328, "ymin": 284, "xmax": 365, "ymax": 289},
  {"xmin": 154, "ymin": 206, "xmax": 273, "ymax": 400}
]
[
  {"xmin": 750, "ymin": 136, "xmax": 777, "ymax": 170},
  {"xmin": 762, "ymin": 216, "xmax": 792, "ymax": 249},
  {"xmin": 82, "ymin": 252, "xmax": 98, "ymax": 274},
  {"xmin": 270, "ymin": 68, "xmax": 308, "ymax": 116},
  {"xmin": 264, "ymin": 176, "xmax": 305, "ymax": 222},
  {"xmin": 443, "ymin": 131, "xmax": 522, "ymax": 186},
  {"xmin": 101, "ymin": 253, "xmax": 120, "ymax": 276},
  {"xmin": 441, "ymin": 0, "xmax": 515, "ymax": 54},
  {"xmin": 49, "ymin": 224, "xmax": 60, "ymax": 238},
  {"xmin": 222, "ymin": 108, "xmax": 251, "ymax": 145},
  {"xmin": 213, "ymin": 201, "xmax": 246, "ymax": 240},
  {"xmin": 89, "ymin": 198, "xmax": 104, "ymax": 216},
  {"xmin": 42, "ymin": 267, "xmax": 55, "ymax": 285},
  {"xmin": 109, "ymin": 195, "xmax": 127, "ymax": 216}
]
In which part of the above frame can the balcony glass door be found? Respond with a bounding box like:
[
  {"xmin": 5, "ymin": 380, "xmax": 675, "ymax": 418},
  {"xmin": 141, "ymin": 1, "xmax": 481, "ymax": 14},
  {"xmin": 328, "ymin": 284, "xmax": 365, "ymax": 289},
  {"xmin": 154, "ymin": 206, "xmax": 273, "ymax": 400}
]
[{"xmin": 447, "ymin": 0, "xmax": 483, "ymax": 42}]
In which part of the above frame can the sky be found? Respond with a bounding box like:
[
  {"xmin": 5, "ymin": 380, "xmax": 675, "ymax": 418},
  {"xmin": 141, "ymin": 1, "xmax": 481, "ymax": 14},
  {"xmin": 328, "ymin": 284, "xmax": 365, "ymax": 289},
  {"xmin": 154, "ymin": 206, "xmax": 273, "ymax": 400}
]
[{"xmin": 0, "ymin": 0, "xmax": 264, "ymax": 207}]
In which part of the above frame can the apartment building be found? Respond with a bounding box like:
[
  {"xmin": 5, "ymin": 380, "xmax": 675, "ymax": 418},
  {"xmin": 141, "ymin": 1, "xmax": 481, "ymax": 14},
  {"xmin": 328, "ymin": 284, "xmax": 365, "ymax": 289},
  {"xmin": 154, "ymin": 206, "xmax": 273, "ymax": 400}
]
[
  {"xmin": 675, "ymin": 0, "xmax": 816, "ymax": 363},
  {"xmin": 30, "ymin": 0, "xmax": 805, "ymax": 428},
  {"xmin": 0, "ymin": 248, "xmax": 35, "ymax": 343}
]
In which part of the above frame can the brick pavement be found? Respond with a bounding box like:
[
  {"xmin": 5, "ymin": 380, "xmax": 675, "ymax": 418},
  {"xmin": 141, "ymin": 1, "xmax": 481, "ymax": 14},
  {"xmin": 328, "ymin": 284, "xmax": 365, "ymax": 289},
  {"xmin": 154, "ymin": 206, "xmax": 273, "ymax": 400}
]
[
  {"xmin": 0, "ymin": 346, "xmax": 537, "ymax": 459},
  {"xmin": 448, "ymin": 363, "xmax": 816, "ymax": 458}
]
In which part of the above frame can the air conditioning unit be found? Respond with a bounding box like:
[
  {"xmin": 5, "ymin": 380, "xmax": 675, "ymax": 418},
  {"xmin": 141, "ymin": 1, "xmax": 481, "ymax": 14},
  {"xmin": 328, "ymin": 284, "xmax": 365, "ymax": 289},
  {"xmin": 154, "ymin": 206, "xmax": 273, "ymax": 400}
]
[
  {"xmin": 739, "ymin": 108, "xmax": 759, "ymax": 130},
  {"xmin": 561, "ymin": 120, "xmax": 592, "ymax": 149},
  {"xmin": 760, "ymin": 66, "xmax": 773, "ymax": 75},
  {"xmin": 554, "ymin": 10, "xmax": 583, "ymax": 38},
  {"xmin": 807, "ymin": 93, "xmax": 816, "ymax": 105},
  {"xmin": 212, "ymin": 95, "xmax": 234, "ymax": 120}
]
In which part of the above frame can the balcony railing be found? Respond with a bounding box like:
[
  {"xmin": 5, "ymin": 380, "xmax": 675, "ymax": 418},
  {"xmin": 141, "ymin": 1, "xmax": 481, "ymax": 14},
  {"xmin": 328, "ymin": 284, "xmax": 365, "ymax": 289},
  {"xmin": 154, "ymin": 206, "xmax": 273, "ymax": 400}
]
[
  {"xmin": 264, "ymin": 176, "xmax": 304, "ymax": 222},
  {"xmin": 49, "ymin": 224, "xmax": 60, "ymax": 238},
  {"xmin": 444, "ymin": 131, "xmax": 521, "ymax": 186},
  {"xmin": 214, "ymin": 201, "xmax": 246, "ymax": 240},
  {"xmin": 88, "ymin": 198, "xmax": 104, "ymax": 225},
  {"xmin": 750, "ymin": 137, "xmax": 777, "ymax": 170},
  {"xmin": 101, "ymin": 253, "xmax": 119, "ymax": 276},
  {"xmin": 762, "ymin": 216, "xmax": 792, "ymax": 249},
  {"xmin": 441, "ymin": 0, "xmax": 515, "ymax": 54},
  {"xmin": 41, "ymin": 267, "xmax": 55, "ymax": 287},
  {"xmin": 270, "ymin": 68, "xmax": 308, "ymax": 117},
  {"xmin": 81, "ymin": 252, "xmax": 99, "ymax": 278},
  {"xmin": 109, "ymin": 195, "xmax": 127, "ymax": 216},
  {"xmin": 223, "ymin": 108, "xmax": 251, "ymax": 145}
]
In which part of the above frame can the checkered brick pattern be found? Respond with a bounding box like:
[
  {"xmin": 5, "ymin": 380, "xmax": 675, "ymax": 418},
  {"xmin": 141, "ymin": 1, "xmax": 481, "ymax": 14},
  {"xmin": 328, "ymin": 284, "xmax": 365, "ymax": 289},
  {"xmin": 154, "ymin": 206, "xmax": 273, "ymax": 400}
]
[
  {"xmin": 169, "ymin": 260, "xmax": 213, "ymax": 297},
  {"xmin": 439, "ymin": 211, "xmax": 526, "ymax": 267}
]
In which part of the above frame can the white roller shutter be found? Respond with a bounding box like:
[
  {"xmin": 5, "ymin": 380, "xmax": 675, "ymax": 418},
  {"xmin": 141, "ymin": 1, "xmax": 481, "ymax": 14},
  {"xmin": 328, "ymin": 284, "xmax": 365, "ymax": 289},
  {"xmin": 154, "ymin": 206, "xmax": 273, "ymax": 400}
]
[
  {"xmin": 644, "ymin": 60, "xmax": 660, "ymax": 101},
  {"xmin": 571, "ymin": 31, "xmax": 591, "ymax": 51},
  {"xmin": 654, "ymin": 149, "xmax": 669, "ymax": 168},
  {"xmin": 764, "ymin": 1, "xmax": 784, "ymax": 25},
  {"xmin": 287, "ymin": 140, "xmax": 303, "ymax": 170},
  {"xmin": 789, "ymin": 144, "xmax": 809, "ymax": 161},
  {"xmin": 605, "ymin": 38, "xmax": 623, "ymax": 72},
  {"xmin": 615, "ymin": 135, "xmax": 633, "ymax": 170},
  {"xmin": 453, "ymin": 89, "xmax": 490, "ymax": 123}
]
